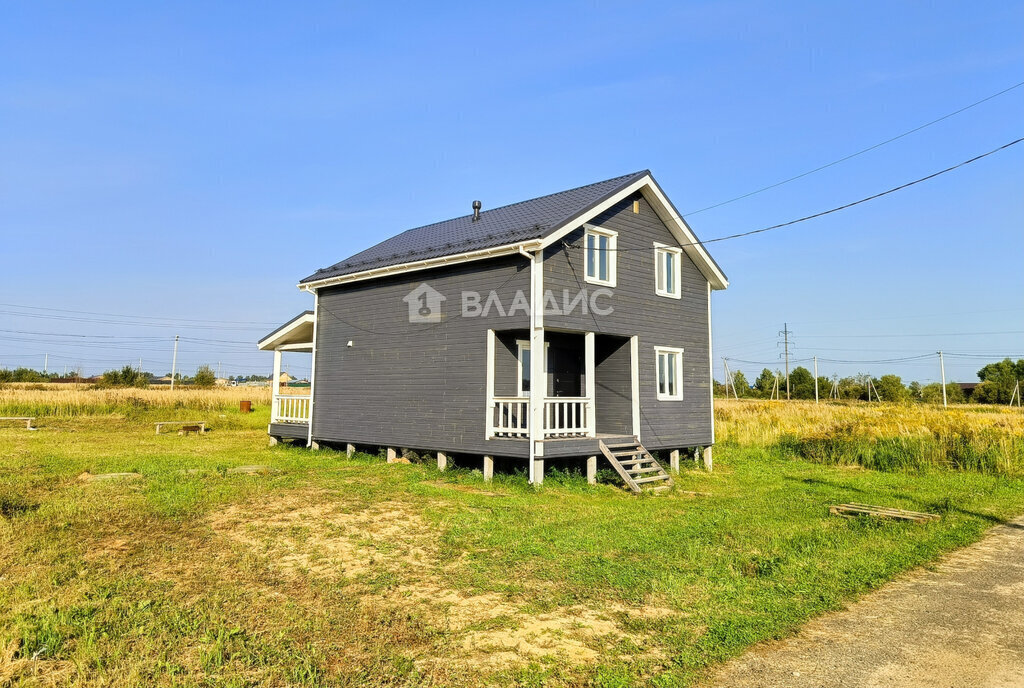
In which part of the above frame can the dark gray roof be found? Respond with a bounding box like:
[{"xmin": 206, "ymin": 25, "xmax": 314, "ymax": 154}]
[{"xmin": 300, "ymin": 170, "xmax": 650, "ymax": 284}]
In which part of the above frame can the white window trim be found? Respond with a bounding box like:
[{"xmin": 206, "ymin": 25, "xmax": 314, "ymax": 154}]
[
  {"xmin": 583, "ymin": 226, "xmax": 617, "ymax": 287},
  {"xmin": 653, "ymin": 242, "xmax": 682, "ymax": 299},
  {"xmin": 516, "ymin": 339, "xmax": 549, "ymax": 397},
  {"xmin": 654, "ymin": 346, "xmax": 684, "ymax": 401}
]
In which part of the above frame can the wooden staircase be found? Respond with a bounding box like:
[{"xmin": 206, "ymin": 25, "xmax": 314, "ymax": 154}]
[{"xmin": 598, "ymin": 438, "xmax": 673, "ymax": 493}]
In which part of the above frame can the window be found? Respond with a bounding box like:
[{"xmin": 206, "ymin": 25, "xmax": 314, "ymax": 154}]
[
  {"xmin": 655, "ymin": 347, "xmax": 683, "ymax": 401},
  {"xmin": 517, "ymin": 340, "xmax": 549, "ymax": 396},
  {"xmin": 654, "ymin": 243, "xmax": 682, "ymax": 298},
  {"xmin": 584, "ymin": 227, "xmax": 616, "ymax": 286}
]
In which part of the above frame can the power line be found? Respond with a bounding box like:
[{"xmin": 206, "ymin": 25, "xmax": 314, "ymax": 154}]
[
  {"xmin": 570, "ymin": 137, "xmax": 1024, "ymax": 254},
  {"xmin": 0, "ymin": 303, "xmax": 279, "ymax": 326},
  {"xmin": 683, "ymin": 80, "xmax": 1024, "ymax": 216}
]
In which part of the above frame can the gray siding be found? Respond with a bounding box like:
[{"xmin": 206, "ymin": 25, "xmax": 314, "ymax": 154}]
[
  {"xmin": 308, "ymin": 193, "xmax": 715, "ymax": 458},
  {"xmin": 543, "ymin": 193, "xmax": 713, "ymax": 449},
  {"xmin": 594, "ymin": 335, "xmax": 632, "ymax": 436},
  {"xmin": 312, "ymin": 255, "xmax": 531, "ymax": 458}
]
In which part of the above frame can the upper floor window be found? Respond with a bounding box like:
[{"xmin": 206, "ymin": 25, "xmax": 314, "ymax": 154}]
[
  {"xmin": 654, "ymin": 243, "xmax": 682, "ymax": 298},
  {"xmin": 655, "ymin": 346, "xmax": 684, "ymax": 401},
  {"xmin": 585, "ymin": 227, "xmax": 617, "ymax": 287}
]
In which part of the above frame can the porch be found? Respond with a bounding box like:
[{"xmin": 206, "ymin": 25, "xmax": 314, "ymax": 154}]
[
  {"xmin": 257, "ymin": 311, "xmax": 314, "ymax": 432},
  {"xmin": 485, "ymin": 329, "xmax": 637, "ymax": 444}
]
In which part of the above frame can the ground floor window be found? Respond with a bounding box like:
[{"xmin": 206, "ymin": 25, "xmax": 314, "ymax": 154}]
[{"xmin": 655, "ymin": 346, "xmax": 683, "ymax": 400}]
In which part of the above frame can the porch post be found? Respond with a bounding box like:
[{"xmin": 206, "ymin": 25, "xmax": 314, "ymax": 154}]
[
  {"xmin": 630, "ymin": 336, "xmax": 641, "ymax": 438},
  {"xmin": 586, "ymin": 455, "xmax": 597, "ymax": 485},
  {"xmin": 485, "ymin": 329, "xmax": 495, "ymax": 439},
  {"xmin": 584, "ymin": 331, "xmax": 595, "ymax": 436},
  {"xmin": 271, "ymin": 349, "xmax": 282, "ymax": 422},
  {"xmin": 528, "ymin": 249, "xmax": 545, "ymax": 484}
]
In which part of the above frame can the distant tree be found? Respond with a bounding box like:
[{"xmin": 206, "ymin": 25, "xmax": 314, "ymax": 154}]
[
  {"xmin": 788, "ymin": 366, "xmax": 815, "ymax": 399},
  {"xmin": 815, "ymin": 376, "xmax": 831, "ymax": 398},
  {"xmin": 875, "ymin": 374, "xmax": 908, "ymax": 403},
  {"xmin": 921, "ymin": 382, "xmax": 965, "ymax": 405},
  {"xmin": 908, "ymin": 381, "xmax": 923, "ymax": 400},
  {"xmin": 193, "ymin": 365, "xmax": 216, "ymax": 388},
  {"xmin": 753, "ymin": 368, "xmax": 779, "ymax": 398},
  {"xmin": 99, "ymin": 365, "xmax": 150, "ymax": 388},
  {"xmin": 837, "ymin": 376, "xmax": 865, "ymax": 400},
  {"xmin": 974, "ymin": 358, "xmax": 1024, "ymax": 404},
  {"xmin": 732, "ymin": 371, "xmax": 750, "ymax": 397}
]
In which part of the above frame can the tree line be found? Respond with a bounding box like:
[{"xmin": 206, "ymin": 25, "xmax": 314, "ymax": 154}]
[
  {"xmin": 0, "ymin": 365, "xmax": 271, "ymax": 388},
  {"xmin": 715, "ymin": 358, "xmax": 1024, "ymax": 405}
]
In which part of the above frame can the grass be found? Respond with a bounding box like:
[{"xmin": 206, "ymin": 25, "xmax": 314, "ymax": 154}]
[{"xmin": 0, "ymin": 395, "xmax": 1022, "ymax": 686}]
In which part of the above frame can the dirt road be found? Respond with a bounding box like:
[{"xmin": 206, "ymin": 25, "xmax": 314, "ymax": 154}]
[{"xmin": 707, "ymin": 517, "xmax": 1024, "ymax": 688}]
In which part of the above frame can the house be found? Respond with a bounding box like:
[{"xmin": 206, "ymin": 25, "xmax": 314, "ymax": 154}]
[{"xmin": 258, "ymin": 171, "xmax": 728, "ymax": 486}]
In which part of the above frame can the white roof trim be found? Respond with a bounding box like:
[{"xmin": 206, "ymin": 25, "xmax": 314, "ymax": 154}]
[
  {"xmin": 297, "ymin": 241, "xmax": 543, "ymax": 291},
  {"xmin": 539, "ymin": 174, "xmax": 729, "ymax": 290},
  {"xmin": 257, "ymin": 312, "xmax": 315, "ymax": 351}
]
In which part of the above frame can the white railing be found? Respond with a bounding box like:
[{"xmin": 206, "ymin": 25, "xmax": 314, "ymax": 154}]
[
  {"xmin": 490, "ymin": 397, "xmax": 530, "ymax": 437},
  {"xmin": 543, "ymin": 397, "xmax": 591, "ymax": 438},
  {"xmin": 487, "ymin": 396, "xmax": 593, "ymax": 439},
  {"xmin": 272, "ymin": 394, "xmax": 311, "ymax": 424}
]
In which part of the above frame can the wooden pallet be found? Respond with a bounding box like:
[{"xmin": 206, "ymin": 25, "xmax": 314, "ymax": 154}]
[
  {"xmin": 829, "ymin": 503, "xmax": 940, "ymax": 523},
  {"xmin": 598, "ymin": 438, "xmax": 673, "ymax": 493}
]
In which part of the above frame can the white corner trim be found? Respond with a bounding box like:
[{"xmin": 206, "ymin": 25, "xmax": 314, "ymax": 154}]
[
  {"xmin": 707, "ymin": 282, "xmax": 715, "ymax": 443},
  {"xmin": 485, "ymin": 329, "xmax": 495, "ymax": 440},
  {"xmin": 306, "ymin": 289, "xmax": 319, "ymax": 448},
  {"xmin": 630, "ymin": 336, "xmax": 641, "ymax": 438}
]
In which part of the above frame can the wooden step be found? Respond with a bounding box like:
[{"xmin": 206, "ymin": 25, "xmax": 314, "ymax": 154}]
[
  {"xmin": 597, "ymin": 439, "xmax": 673, "ymax": 493},
  {"xmin": 634, "ymin": 474, "xmax": 672, "ymax": 484},
  {"xmin": 604, "ymin": 442, "xmax": 640, "ymax": 450},
  {"xmin": 628, "ymin": 466, "xmax": 664, "ymax": 475},
  {"xmin": 619, "ymin": 458, "xmax": 655, "ymax": 467}
]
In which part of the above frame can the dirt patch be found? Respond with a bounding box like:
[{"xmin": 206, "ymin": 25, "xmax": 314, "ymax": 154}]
[
  {"xmin": 207, "ymin": 491, "xmax": 678, "ymax": 670},
  {"xmin": 208, "ymin": 493, "xmax": 432, "ymax": 579}
]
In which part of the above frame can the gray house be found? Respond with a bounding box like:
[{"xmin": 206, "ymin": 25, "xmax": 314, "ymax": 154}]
[{"xmin": 258, "ymin": 171, "xmax": 728, "ymax": 489}]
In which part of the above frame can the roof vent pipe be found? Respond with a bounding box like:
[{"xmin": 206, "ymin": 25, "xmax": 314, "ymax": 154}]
[{"xmin": 472, "ymin": 200, "xmax": 482, "ymax": 221}]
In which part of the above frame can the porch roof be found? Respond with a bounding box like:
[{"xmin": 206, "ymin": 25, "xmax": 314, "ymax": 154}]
[{"xmin": 257, "ymin": 311, "xmax": 314, "ymax": 351}]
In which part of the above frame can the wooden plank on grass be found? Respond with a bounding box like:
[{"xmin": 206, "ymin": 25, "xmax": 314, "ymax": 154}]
[{"xmin": 829, "ymin": 503, "xmax": 939, "ymax": 523}]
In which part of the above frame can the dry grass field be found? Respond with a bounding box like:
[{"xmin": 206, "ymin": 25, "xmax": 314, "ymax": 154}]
[{"xmin": 1, "ymin": 389, "xmax": 1022, "ymax": 686}]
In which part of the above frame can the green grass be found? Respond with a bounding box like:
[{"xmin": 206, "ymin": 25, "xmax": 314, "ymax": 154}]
[{"xmin": 1, "ymin": 410, "xmax": 1023, "ymax": 686}]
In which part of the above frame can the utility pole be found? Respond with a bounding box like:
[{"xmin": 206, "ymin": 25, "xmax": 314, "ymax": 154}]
[
  {"xmin": 813, "ymin": 356, "xmax": 819, "ymax": 404},
  {"xmin": 43, "ymin": 353, "xmax": 48, "ymax": 374},
  {"xmin": 779, "ymin": 323, "xmax": 792, "ymax": 400},
  {"xmin": 170, "ymin": 335, "xmax": 180, "ymax": 391},
  {"xmin": 938, "ymin": 351, "xmax": 947, "ymax": 408}
]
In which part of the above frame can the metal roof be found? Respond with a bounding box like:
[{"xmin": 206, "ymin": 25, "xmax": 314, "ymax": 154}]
[{"xmin": 299, "ymin": 171, "xmax": 650, "ymax": 284}]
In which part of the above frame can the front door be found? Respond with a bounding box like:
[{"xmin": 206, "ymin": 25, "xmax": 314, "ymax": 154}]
[{"xmin": 549, "ymin": 346, "xmax": 582, "ymax": 397}]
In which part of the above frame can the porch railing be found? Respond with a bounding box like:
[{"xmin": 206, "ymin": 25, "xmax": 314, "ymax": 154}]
[
  {"xmin": 543, "ymin": 397, "xmax": 591, "ymax": 438},
  {"xmin": 488, "ymin": 396, "xmax": 593, "ymax": 439},
  {"xmin": 272, "ymin": 394, "xmax": 311, "ymax": 424}
]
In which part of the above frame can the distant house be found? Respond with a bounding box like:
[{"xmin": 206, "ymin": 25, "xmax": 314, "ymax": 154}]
[
  {"xmin": 277, "ymin": 372, "xmax": 296, "ymax": 384},
  {"xmin": 259, "ymin": 171, "xmax": 728, "ymax": 485},
  {"xmin": 151, "ymin": 375, "xmax": 174, "ymax": 385},
  {"xmin": 958, "ymin": 382, "xmax": 980, "ymax": 399}
]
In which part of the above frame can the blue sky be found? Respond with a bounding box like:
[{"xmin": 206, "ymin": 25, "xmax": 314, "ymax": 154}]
[{"xmin": 1, "ymin": 1, "xmax": 1022, "ymax": 384}]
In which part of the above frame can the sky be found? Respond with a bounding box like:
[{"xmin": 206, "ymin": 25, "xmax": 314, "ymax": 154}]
[{"xmin": 1, "ymin": 1, "xmax": 1022, "ymax": 385}]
